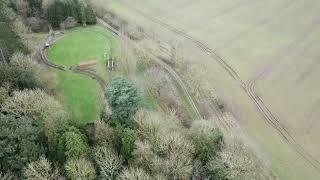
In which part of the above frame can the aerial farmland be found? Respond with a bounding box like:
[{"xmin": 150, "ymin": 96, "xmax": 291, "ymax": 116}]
[
  {"xmin": 2, "ymin": 0, "xmax": 320, "ymax": 178},
  {"xmin": 88, "ymin": 0, "xmax": 320, "ymax": 179}
]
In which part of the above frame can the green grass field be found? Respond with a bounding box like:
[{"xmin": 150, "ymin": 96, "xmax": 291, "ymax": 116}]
[
  {"xmin": 47, "ymin": 25, "xmax": 160, "ymax": 124},
  {"xmin": 47, "ymin": 26, "xmax": 121, "ymax": 125}
]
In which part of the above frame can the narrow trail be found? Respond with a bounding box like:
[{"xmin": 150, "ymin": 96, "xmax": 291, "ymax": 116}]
[
  {"xmin": 113, "ymin": 1, "xmax": 320, "ymax": 171},
  {"xmin": 99, "ymin": 19, "xmax": 203, "ymax": 121}
]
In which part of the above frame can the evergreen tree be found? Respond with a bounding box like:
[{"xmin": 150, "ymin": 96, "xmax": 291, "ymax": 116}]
[
  {"xmin": 47, "ymin": 0, "xmax": 65, "ymax": 28},
  {"xmin": 27, "ymin": 0, "xmax": 43, "ymax": 17},
  {"xmin": 85, "ymin": 5, "xmax": 96, "ymax": 24},
  {"xmin": 105, "ymin": 76, "xmax": 141, "ymax": 126},
  {"xmin": 46, "ymin": 0, "xmax": 96, "ymax": 28}
]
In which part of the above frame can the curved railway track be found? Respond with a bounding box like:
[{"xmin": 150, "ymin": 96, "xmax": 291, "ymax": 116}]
[
  {"xmin": 39, "ymin": 48, "xmax": 65, "ymax": 70},
  {"xmin": 70, "ymin": 67, "xmax": 107, "ymax": 90},
  {"xmin": 113, "ymin": 1, "xmax": 320, "ymax": 171},
  {"xmin": 39, "ymin": 33, "xmax": 108, "ymax": 91}
]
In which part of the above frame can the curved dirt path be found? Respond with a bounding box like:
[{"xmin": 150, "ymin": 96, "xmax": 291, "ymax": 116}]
[{"xmin": 111, "ymin": 2, "xmax": 320, "ymax": 171}]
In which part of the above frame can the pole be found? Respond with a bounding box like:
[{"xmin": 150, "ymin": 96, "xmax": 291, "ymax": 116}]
[{"xmin": 0, "ymin": 48, "xmax": 6, "ymax": 63}]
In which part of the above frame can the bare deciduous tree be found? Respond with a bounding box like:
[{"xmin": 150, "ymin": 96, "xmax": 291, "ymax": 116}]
[
  {"xmin": 118, "ymin": 168, "xmax": 151, "ymax": 180},
  {"xmin": 221, "ymin": 140, "xmax": 276, "ymax": 180},
  {"xmin": 94, "ymin": 146, "xmax": 122, "ymax": 180},
  {"xmin": 24, "ymin": 157, "xmax": 62, "ymax": 180},
  {"xmin": 94, "ymin": 121, "xmax": 115, "ymax": 147},
  {"xmin": 65, "ymin": 158, "xmax": 96, "ymax": 180}
]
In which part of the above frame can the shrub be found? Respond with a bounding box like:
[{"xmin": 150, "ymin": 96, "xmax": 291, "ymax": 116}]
[
  {"xmin": 0, "ymin": 114, "xmax": 45, "ymax": 173},
  {"xmin": 0, "ymin": 170, "xmax": 14, "ymax": 180},
  {"xmin": 44, "ymin": 110, "xmax": 70, "ymax": 163},
  {"xmin": 94, "ymin": 146, "xmax": 122, "ymax": 180},
  {"xmin": 115, "ymin": 126, "xmax": 137, "ymax": 162},
  {"xmin": 10, "ymin": 52, "xmax": 37, "ymax": 71},
  {"xmin": 10, "ymin": 52, "xmax": 57, "ymax": 92},
  {"xmin": 0, "ymin": 86, "xmax": 9, "ymax": 104},
  {"xmin": 1, "ymin": 89, "xmax": 62, "ymax": 120},
  {"xmin": 65, "ymin": 158, "xmax": 96, "ymax": 180},
  {"xmin": 94, "ymin": 120, "xmax": 115, "ymax": 147},
  {"xmin": 23, "ymin": 157, "xmax": 61, "ymax": 180},
  {"xmin": 15, "ymin": 69, "xmax": 41, "ymax": 89},
  {"xmin": 118, "ymin": 168, "xmax": 151, "ymax": 180},
  {"xmin": 0, "ymin": 64, "xmax": 40, "ymax": 91},
  {"xmin": 190, "ymin": 121, "xmax": 223, "ymax": 163},
  {"xmin": 205, "ymin": 158, "xmax": 229, "ymax": 180},
  {"xmin": 64, "ymin": 127, "xmax": 90, "ymax": 159},
  {"xmin": 105, "ymin": 76, "xmax": 141, "ymax": 126}
]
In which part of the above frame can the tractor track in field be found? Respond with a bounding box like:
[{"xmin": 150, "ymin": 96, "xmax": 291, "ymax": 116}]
[
  {"xmin": 114, "ymin": 1, "xmax": 320, "ymax": 171},
  {"xmin": 245, "ymin": 10, "xmax": 320, "ymax": 170},
  {"xmin": 116, "ymin": 1, "xmax": 245, "ymax": 86}
]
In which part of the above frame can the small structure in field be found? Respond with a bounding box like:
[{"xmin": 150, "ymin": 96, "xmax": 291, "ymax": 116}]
[
  {"xmin": 78, "ymin": 60, "xmax": 98, "ymax": 69},
  {"xmin": 107, "ymin": 58, "xmax": 114, "ymax": 70},
  {"xmin": 107, "ymin": 55, "xmax": 116, "ymax": 71},
  {"xmin": 44, "ymin": 43, "xmax": 51, "ymax": 49}
]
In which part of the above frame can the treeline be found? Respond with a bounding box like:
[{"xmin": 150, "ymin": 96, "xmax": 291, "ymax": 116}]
[
  {"xmin": 0, "ymin": 59, "xmax": 228, "ymax": 179},
  {"xmin": 0, "ymin": 0, "xmax": 28, "ymax": 61},
  {"xmin": 1, "ymin": 0, "xmax": 96, "ymax": 62},
  {"xmin": 47, "ymin": 0, "xmax": 96, "ymax": 28},
  {"xmin": 8, "ymin": 0, "xmax": 96, "ymax": 30}
]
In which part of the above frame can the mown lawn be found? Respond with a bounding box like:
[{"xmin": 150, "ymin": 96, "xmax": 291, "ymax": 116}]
[
  {"xmin": 47, "ymin": 26, "xmax": 121, "ymax": 125},
  {"xmin": 54, "ymin": 70, "xmax": 102, "ymax": 125}
]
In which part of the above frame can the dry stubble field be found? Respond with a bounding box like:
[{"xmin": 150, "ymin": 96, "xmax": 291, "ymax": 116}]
[{"xmin": 90, "ymin": 0, "xmax": 320, "ymax": 179}]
